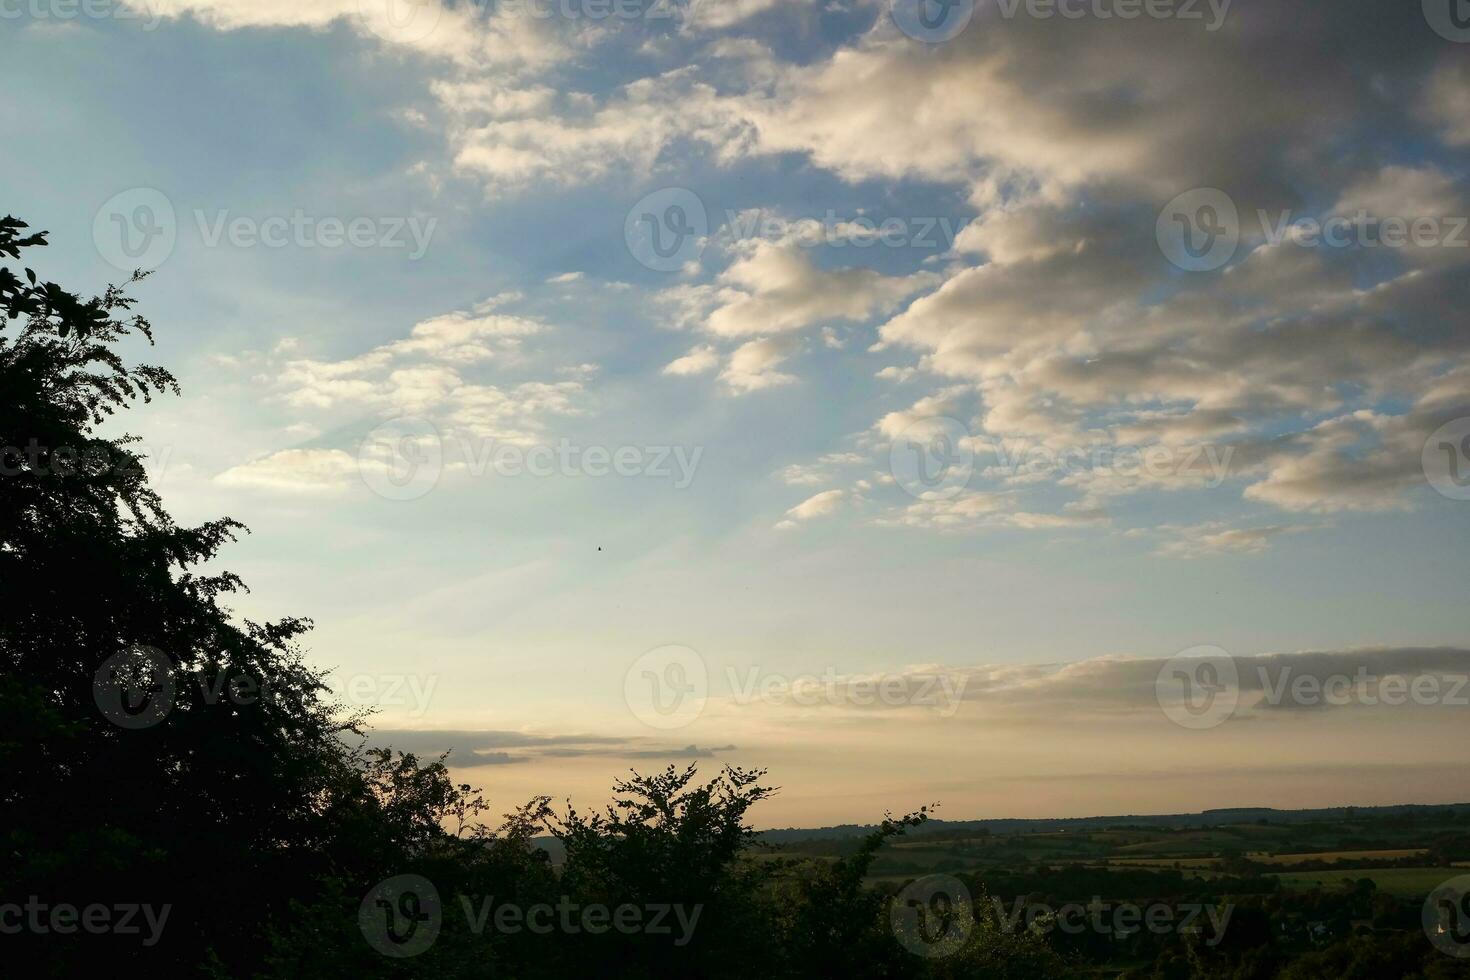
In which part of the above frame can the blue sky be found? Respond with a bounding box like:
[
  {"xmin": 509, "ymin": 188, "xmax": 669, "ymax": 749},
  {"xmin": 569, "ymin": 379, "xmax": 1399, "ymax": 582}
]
[{"xmin": 4, "ymin": 0, "xmax": 1469, "ymax": 824}]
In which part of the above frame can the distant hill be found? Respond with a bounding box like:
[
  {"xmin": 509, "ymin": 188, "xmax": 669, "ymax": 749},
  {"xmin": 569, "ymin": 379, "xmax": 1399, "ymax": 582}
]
[
  {"xmin": 529, "ymin": 801, "xmax": 1468, "ymax": 860},
  {"xmin": 752, "ymin": 802, "xmax": 1470, "ymax": 843}
]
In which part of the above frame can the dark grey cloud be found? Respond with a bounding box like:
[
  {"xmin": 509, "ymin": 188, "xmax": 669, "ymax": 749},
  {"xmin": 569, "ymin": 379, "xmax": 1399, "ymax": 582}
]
[{"xmin": 367, "ymin": 730, "xmax": 736, "ymax": 767}]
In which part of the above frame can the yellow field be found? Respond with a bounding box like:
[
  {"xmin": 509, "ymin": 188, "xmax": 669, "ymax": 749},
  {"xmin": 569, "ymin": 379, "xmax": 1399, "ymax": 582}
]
[
  {"xmin": 1248, "ymin": 848, "xmax": 1427, "ymax": 865},
  {"xmin": 1103, "ymin": 848, "xmax": 1428, "ymax": 870}
]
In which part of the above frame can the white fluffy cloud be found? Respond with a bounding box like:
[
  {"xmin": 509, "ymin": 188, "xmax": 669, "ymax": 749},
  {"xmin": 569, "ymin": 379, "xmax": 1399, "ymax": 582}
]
[
  {"xmin": 214, "ymin": 295, "xmax": 591, "ymax": 493},
  {"xmin": 721, "ymin": 336, "xmax": 799, "ymax": 393},
  {"xmin": 160, "ymin": 0, "xmax": 1470, "ymax": 533},
  {"xmin": 662, "ymin": 345, "xmax": 720, "ymax": 377},
  {"xmin": 215, "ymin": 448, "xmax": 359, "ymax": 494},
  {"xmin": 702, "ymin": 242, "xmax": 937, "ymax": 338},
  {"xmin": 776, "ymin": 488, "xmax": 846, "ymax": 528}
]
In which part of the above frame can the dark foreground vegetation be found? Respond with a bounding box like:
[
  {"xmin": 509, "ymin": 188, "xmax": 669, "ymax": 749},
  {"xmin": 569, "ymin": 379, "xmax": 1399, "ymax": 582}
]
[{"xmin": 3, "ymin": 215, "xmax": 1468, "ymax": 977}]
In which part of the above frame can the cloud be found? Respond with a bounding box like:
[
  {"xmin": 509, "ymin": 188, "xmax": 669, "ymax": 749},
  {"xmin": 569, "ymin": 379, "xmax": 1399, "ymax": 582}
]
[
  {"xmin": 1241, "ymin": 410, "xmax": 1437, "ymax": 514},
  {"xmin": 776, "ymin": 488, "xmax": 846, "ymax": 528},
  {"xmin": 215, "ymin": 448, "xmax": 359, "ymax": 495},
  {"xmin": 210, "ymin": 296, "xmax": 593, "ymax": 493},
  {"xmin": 367, "ymin": 729, "xmax": 734, "ymax": 767},
  {"xmin": 683, "ymin": 0, "xmax": 783, "ymax": 30},
  {"xmin": 1150, "ymin": 522, "xmax": 1309, "ymax": 559},
  {"xmin": 441, "ymin": 67, "xmax": 749, "ymax": 191},
  {"xmin": 778, "ymin": 453, "xmax": 865, "ymax": 487},
  {"xmin": 550, "ymin": 743, "xmax": 738, "ymax": 760},
  {"xmin": 1335, "ymin": 164, "xmax": 1465, "ymax": 222},
  {"xmin": 721, "ymin": 336, "xmax": 800, "ymax": 393},
  {"xmin": 1422, "ymin": 60, "xmax": 1470, "ymax": 147},
  {"xmin": 147, "ymin": 0, "xmax": 570, "ymax": 69},
  {"xmin": 874, "ymin": 491, "xmax": 1107, "ymax": 532},
  {"xmin": 723, "ymin": 5, "xmax": 1470, "ymax": 526},
  {"xmin": 266, "ymin": 298, "xmax": 584, "ymax": 437},
  {"xmin": 701, "ymin": 242, "xmax": 937, "ymax": 338},
  {"xmin": 166, "ymin": 0, "xmax": 1470, "ymax": 531},
  {"xmin": 662, "ymin": 345, "xmax": 720, "ymax": 376},
  {"xmin": 913, "ymin": 647, "xmax": 1470, "ymax": 721}
]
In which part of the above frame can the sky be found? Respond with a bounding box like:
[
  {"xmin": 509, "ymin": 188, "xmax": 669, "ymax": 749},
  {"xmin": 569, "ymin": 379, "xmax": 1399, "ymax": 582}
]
[{"xmin": 3, "ymin": 0, "xmax": 1469, "ymax": 827}]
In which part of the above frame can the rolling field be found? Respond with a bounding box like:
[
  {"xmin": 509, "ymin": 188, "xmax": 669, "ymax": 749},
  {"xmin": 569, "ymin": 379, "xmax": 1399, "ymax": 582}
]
[
  {"xmin": 1270, "ymin": 867, "xmax": 1459, "ymax": 897},
  {"xmin": 1250, "ymin": 848, "xmax": 1427, "ymax": 865}
]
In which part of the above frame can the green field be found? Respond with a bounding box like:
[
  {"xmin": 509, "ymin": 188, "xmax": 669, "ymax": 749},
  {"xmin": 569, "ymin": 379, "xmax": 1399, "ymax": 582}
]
[{"xmin": 1270, "ymin": 867, "xmax": 1458, "ymax": 897}]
